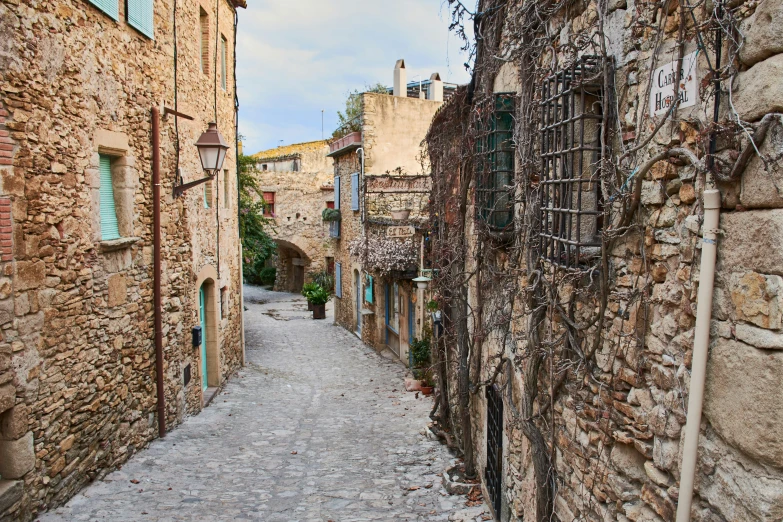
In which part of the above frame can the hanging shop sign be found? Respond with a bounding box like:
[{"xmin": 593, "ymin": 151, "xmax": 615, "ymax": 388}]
[
  {"xmin": 387, "ymin": 225, "xmax": 415, "ymax": 238},
  {"xmin": 366, "ymin": 176, "xmax": 431, "ymax": 193},
  {"xmin": 649, "ymin": 50, "xmax": 699, "ymax": 117}
]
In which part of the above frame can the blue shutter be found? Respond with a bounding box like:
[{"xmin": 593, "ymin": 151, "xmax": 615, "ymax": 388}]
[
  {"xmin": 351, "ymin": 172, "xmax": 359, "ymax": 211},
  {"xmin": 334, "ymin": 176, "xmax": 341, "ymax": 210},
  {"xmin": 365, "ymin": 274, "xmax": 373, "ymax": 304},
  {"xmin": 127, "ymin": 0, "xmax": 154, "ymax": 39},
  {"xmin": 99, "ymin": 155, "xmax": 121, "ymax": 241},
  {"xmin": 335, "ymin": 262, "xmax": 342, "ymax": 298},
  {"xmin": 87, "ymin": 0, "xmax": 119, "ymax": 20}
]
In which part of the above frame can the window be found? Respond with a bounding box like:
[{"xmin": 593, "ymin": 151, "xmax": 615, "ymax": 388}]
[
  {"xmin": 87, "ymin": 0, "xmax": 119, "ymax": 20},
  {"xmin": 351, "ymin": 172, "xmax": 359, "ymax": 211},
  {"xmin": 127, "ymin": 0, "xmax": 154, "ymax": 39},
  {"xmin": 262, "ymin": 192, "xmax": 275, "ymax": 216},
  {"xmin": 220, "ymin": 287, "xmax": 227, "ymax": 319},
  {"xmin": 223, "ymin": 169, "xmax": 230, "ymax": 208},
  {"xmin": 330, "ymin": 176, "xmax": 341, "ymax": 238},
  {"xmin": 335, "ymin": 262, "xmax": 342, "ymax": 298},
  {"xmin": 326, "ymin": 201, "xmax": 335, "ymax": 209},
  {"xmin": 199, "ymin": 8, "xmax": 209, "ymax": 74},
  {"xmin": 204, "ymin": 178, "xmax": 213, "ymax": 208},
  {"xmin": 364, "ymin": 274, "xmax": 374, "ymax": 304},
  {"xmin": 99, "ymin": 154, "xmax": 121, "ymax": 241},
  {"xmin": 539, "ymin": 56, "xmax": 609, "ymax": 269},
  {"xmin": 220, "ymin": 35, "xmax": 227, "ymax": 90},
  {"xmin": 262, "ymin": 164, "xmax": 268, "ymax": 171},
  {"xmin": 486, "ymin": 384, "xmax": 504, "ymax": 516},
  {"xmin": 476, "ymin": 93, "xmax": 515, "ymax": 230}
]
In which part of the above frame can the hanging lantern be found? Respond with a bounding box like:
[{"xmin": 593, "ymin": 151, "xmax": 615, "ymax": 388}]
[{"xmin": 195, "ymin": 122, "xmax": 229, "ymax": 173}]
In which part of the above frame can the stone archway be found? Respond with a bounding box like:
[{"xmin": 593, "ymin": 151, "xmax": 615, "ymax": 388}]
[
  {"xmin": 194, "ymin": 266, "xmax": 220, "ymax": 392},
  {"xmin": 274, "ymin": 239, "xmax": 311, "ymax": 293}
]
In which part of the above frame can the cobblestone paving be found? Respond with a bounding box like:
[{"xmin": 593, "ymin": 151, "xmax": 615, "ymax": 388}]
[{"xmin": 40, "ymin": 287, "xmax": 488, "ymax": 522}]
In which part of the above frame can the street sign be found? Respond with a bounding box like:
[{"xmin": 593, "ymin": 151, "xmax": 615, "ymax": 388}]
[
  {"xmin": 649, "ymin": 51, "xmax": 698, "ymax": 117},
  {"xmin": 387, "ymin": 226, "xmax": 415, "ymax": 238}
]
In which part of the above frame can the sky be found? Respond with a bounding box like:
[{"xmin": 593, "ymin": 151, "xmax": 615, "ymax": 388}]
[{"xmin": 236, "ymin": 0, "xmax": 474, "ymax": 155}]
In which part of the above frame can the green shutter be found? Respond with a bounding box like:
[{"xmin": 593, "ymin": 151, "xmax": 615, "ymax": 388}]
[
  {"xmin": 127, "ymin": 0, "xmax": 154, "ymax": 39},
  {"xmin": 99, "ymin": 155, "xmax": 121, "ymax": 241},
  {"xmin": 87, "ymin": 0, "xmax": 119, "ymax": 21}
]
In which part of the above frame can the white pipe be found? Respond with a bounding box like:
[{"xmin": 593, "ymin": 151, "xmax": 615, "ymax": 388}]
[{"xmin": 676, "ymin": 188, "xmax": 721, "ymax": 522}]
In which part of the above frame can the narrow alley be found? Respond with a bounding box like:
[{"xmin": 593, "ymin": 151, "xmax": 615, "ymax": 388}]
[{"xmin": 38, "ymin": 288, "xmax": 487, "ymax": 522}]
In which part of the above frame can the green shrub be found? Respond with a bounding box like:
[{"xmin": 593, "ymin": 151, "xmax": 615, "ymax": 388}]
[
  {"xmin": 409, "ymin": 337, "xmax": 431, "ymax": 368},
  {"xmin": 302, "ymin": 282, "xmax": 320, "ymax": 301},
  {"xmin": 322, "ymin": 208, "xmax": 341, "ymax": 222},
  {"xmin": 258, "ymin": 267, "xmax": 276, "ymax": 286},
  {"xmin": 312, "ymin": 271, "xmax": 335, "ymax": 292},
  {"xmin": 308, "ymin": 285, "xmax": 332, "ymax": 306}
]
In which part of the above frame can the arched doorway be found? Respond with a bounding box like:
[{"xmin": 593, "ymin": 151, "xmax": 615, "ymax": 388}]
[
  {"xmin": 354, "ymin": 269, "xmax": 362, "ymax": 336},
  {"xmin": 274, "ymin": 239, "xmax": 311, "ymax": 293},
  {"xmin": 195, "ymin": 266, "xmax": 220, "ymax": 395}
]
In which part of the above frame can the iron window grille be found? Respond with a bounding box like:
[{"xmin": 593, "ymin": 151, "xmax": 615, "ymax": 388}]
[
  {"xmin": 485, "ymin": 384, "xmax": 503, "ymax": 518},
  {"xmin": 476, "ymin": 93, "xmax": 515, "ymax": 230},
  {"xmin": 539, "ymin": 56, "xmax": 611, "ymax": 269}
]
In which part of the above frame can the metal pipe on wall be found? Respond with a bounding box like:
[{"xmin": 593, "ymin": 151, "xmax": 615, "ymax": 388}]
[
  {"xmin": 152, "ymin": 107, "xmax": 166, "ymax": 438},
  {"xmin": 675, "ymin": 188, "xmax": 721, "ymax": 521}
]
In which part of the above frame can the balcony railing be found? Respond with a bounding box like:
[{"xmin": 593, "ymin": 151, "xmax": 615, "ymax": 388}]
[{"xmin": 328, "ymin": 132, "xmax": 362, "ymax": 156}]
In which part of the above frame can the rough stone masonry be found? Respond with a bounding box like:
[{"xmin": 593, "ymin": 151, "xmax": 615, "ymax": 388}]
[{"xmin": 0, "ymin": 0, "xmax": 245, "ymax": 520}]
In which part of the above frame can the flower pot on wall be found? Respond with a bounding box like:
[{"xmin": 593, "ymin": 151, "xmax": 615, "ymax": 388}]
[
  {"xmin": 312, "ymin": 304, "xmax": 326, "ymax": 319},
  {"xmin": 391, "ymin": 209, "xmax": 411, "ymax": 220}
]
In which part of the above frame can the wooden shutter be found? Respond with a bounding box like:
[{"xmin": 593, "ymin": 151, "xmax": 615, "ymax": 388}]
[
  {"xmin": 263, "ymin": 192, "xmax": 275, "ymax": 216},
  {"xmin": 335, "ymin": 262, "xmax": 342, "ymax": 298},
  {"xmin": 334, "ymin": 176, "xmax": 341, "ymax": 209},
  {"xmin": 127, "ymin": 0, "xmax": 154, "ymax": 38},
  {"xmin": 87, "ymin": 0, "xmax": 119, "ymax": 20},
  {"xmin": 221, "ymin": 36, "xmax": 227, "ymax": 90},
  {"xmin": 351, "ymin": 172, "xmax": 359, "ymax": 210},
  {"xmin": 99, "ymin": 155, "xmax": 121, "ymax": 241}
]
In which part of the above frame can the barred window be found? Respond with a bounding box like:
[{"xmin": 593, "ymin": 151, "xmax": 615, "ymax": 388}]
[
  {"xmin": 476, "ymin": 93, "xmax": 515, "ymax": 230},
  {"xmin": 539, "ymin": 56, "xmax": 610, "ymax": 269}
]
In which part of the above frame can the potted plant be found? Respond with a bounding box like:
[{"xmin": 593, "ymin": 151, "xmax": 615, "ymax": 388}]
[
  {"xmin": 390, "ymin": 208, "xmax": 411, "ymax": 220},
  {"xmin": 322, "ymin": 208, "xmax": 341, "ymax": 222},
  {"xmin": 302, "ymin": 282, "xmax": 319, "ymax": 311},
  {"xmin": 308, "ymin": 285, "xmax": 331, "ymax": 319},
  {"xmin": 409, "ymin": 336, "xmax": 431, "ymax": 383},
  {"xmin": 420, "ymin": 368, "xmax": 435, "ymax": 396}
]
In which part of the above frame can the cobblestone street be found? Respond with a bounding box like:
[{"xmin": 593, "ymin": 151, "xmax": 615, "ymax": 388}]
[{"xmin": 39, "ymin": 287, "xmax": 486, "ymax": 522}]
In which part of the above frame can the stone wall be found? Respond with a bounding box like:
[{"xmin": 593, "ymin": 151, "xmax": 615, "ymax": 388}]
[
  {"xmin": 253, "ymin": 141, "xmax": 335, "ymax": 292},
  {"xmin": 0, "ymin": 0, "xmax": 244, "ymax": 519},
  {"xmin": 427, "ymin": 1, "xmax": 783, "ymax": 521}
]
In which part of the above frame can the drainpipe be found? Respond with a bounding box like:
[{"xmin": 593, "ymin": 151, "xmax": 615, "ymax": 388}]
[
  {"xmin": 152, "ymin": 107, "xmax": 166, "ymax": 438},
  {"xmin": 675, "ymin": 188, "xmax": 721, "ymax": 522}
]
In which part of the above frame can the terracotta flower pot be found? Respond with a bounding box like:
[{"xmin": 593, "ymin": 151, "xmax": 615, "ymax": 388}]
[
  {"xmin": 420, "ymin": 386, "xmax": 434, "ymax": 396},
  {"xmin": 391, "ymin": 209, "xmax": 411, "ymax": 220},
  {"xmin": 312, "ymin": 304, "xmax": 326, "ymax": 319}
]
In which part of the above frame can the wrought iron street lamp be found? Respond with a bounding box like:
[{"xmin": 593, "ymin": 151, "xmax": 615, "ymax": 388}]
[
  {"xmin": 195, "ymin": 122, "xmax": 229, "ymax": 173},
  {"xmin": 173, "ymin": 122, "xmax": 230, "ymax": 198}
]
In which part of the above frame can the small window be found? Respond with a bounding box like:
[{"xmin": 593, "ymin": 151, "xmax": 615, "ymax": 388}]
[
  {"xmin": 87, "ymin": 0, "xmax": 119, "ymax": 21},
  {"xmin": 220, "ymin": 35, "xmax": 227, "ymax": 90},
  {"xmin": 262, "ymin": 164, "xmax": 268, "ymax": 171},
  {"xmin": 199, "ymin": 8, "xmax": 209, "ymax": 74},
  {"xmin": 223, "ymin": 169, "xmax": 230, "ymax": 208},
  {"xmin": 99, "ymin": 154, "xmax": 121, "ymax": 241},
  {"xmin": 326, "ymin": 201, "xmax": 335, "ymax": 209},
  {"xmin": 127, "ymin": 0, "xmax": 154, "ymax": 39},
  {"xmin": 220, "ymin": 287, "xmax": 227, "ymax": 319},
  {"xmin": 204, "ymin": 178, "xmax": 213, "ymax": 208},
  {"xmin": 476, "ymin": 93, "xmax": 515, "ymax": 230},
  {"xmin": 539, "ymin": 56, "xmax": 609, "ymax": 269},
  {"xmin": 262, "ymin": 192, "xmax": 275, "ymax": 217}
]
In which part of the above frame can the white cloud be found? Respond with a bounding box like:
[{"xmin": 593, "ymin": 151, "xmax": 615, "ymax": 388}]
[{"xmin": 237, "ymin": 0, "xmax": 473, "ymax": 154}]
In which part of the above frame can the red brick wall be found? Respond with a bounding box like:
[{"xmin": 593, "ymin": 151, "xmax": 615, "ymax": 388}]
[
  {"xmin": 0, "ymin": 198, "xmax": 11, "ymax": 262},
  {"xmin": 0, "ymin": 105, "xmax": 13, "ymax": 167}
]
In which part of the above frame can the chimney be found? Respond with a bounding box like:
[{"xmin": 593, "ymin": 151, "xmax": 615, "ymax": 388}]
[
  {"xmin": 427, "ymin": 73, "xmax": 443, "ymax": 102},
  {"xmin": 393, "ymin": 59, "xmax": 406, "ymax": 97}
]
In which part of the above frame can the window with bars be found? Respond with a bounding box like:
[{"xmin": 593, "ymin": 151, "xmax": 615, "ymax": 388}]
[
  {"xmin": 199, "ymin": 8, "xmax": 209, "ymax": 74},
  {"xmin": 476, "ymin": 94, "xmax": 515, "ymax": 230},
  {"xmin": 262, "ymin": 191, "xmax": 275, "ymax": 217},
  {"xmin": 539, "ymin": 56, "xmax": 610, "ymax": 269}
]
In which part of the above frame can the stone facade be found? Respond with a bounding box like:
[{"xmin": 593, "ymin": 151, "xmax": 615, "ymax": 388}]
[
  {"xmin": 251, "ymin": 141, "xmax": 334, "ymax": 292},
  {"xmin": 331, "ymin": 91, "xmax": 441, "ymax": 363},
  {"xmin": 425, "ymin": 1, "xmax": 783, "ymax": 521},
  {"xmin": 0, "ymin": 0, "xmax": 244, "ymax": 520}
]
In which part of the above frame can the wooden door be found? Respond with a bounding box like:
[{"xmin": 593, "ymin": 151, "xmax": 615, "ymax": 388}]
[{"xmin": 199, "ymin": 285, "xmax": 208, "ymax": 390}]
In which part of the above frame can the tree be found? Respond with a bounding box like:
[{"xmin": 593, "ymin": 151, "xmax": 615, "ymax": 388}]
[
  {"xmin": 333, "ymin": 82, "xmax": 389, "ymax": 138},
  {"xmin": 237, "ymin": 147, "xmax": 277, "ymax": 284}
]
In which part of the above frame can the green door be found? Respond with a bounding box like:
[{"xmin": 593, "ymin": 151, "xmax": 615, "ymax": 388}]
[{"xmin": 199, "ymin": 285, "xmax": 208, "ymax": 390}]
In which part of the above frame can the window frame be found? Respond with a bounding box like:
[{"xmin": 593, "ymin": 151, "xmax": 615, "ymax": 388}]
[
  {"xmin": 475, "ymin": 93, "xmax": 515, "ymax": 231},
  {"xmin": 98, "ymin": 154, "xmax": 121, "ymax": 241},
  {"xmin": 262, "ymin": 191, "xmax": 275, "ymax": 217}
]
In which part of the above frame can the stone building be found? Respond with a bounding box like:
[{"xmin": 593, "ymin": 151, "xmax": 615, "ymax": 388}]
[
  {"xmin": 0, "ymin": 0, "xmax": 245, "ymax": 519},
  {"xmin": 329, "ymin": 60, "xmax": 443, "ymax": 364},
  {"xmin": 251, "ymin": 140, "xmax": 335, "ymax": 292},
  {"xmin": 424, "ymin": 1, "xmax": 783, "ymax": 521}
]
